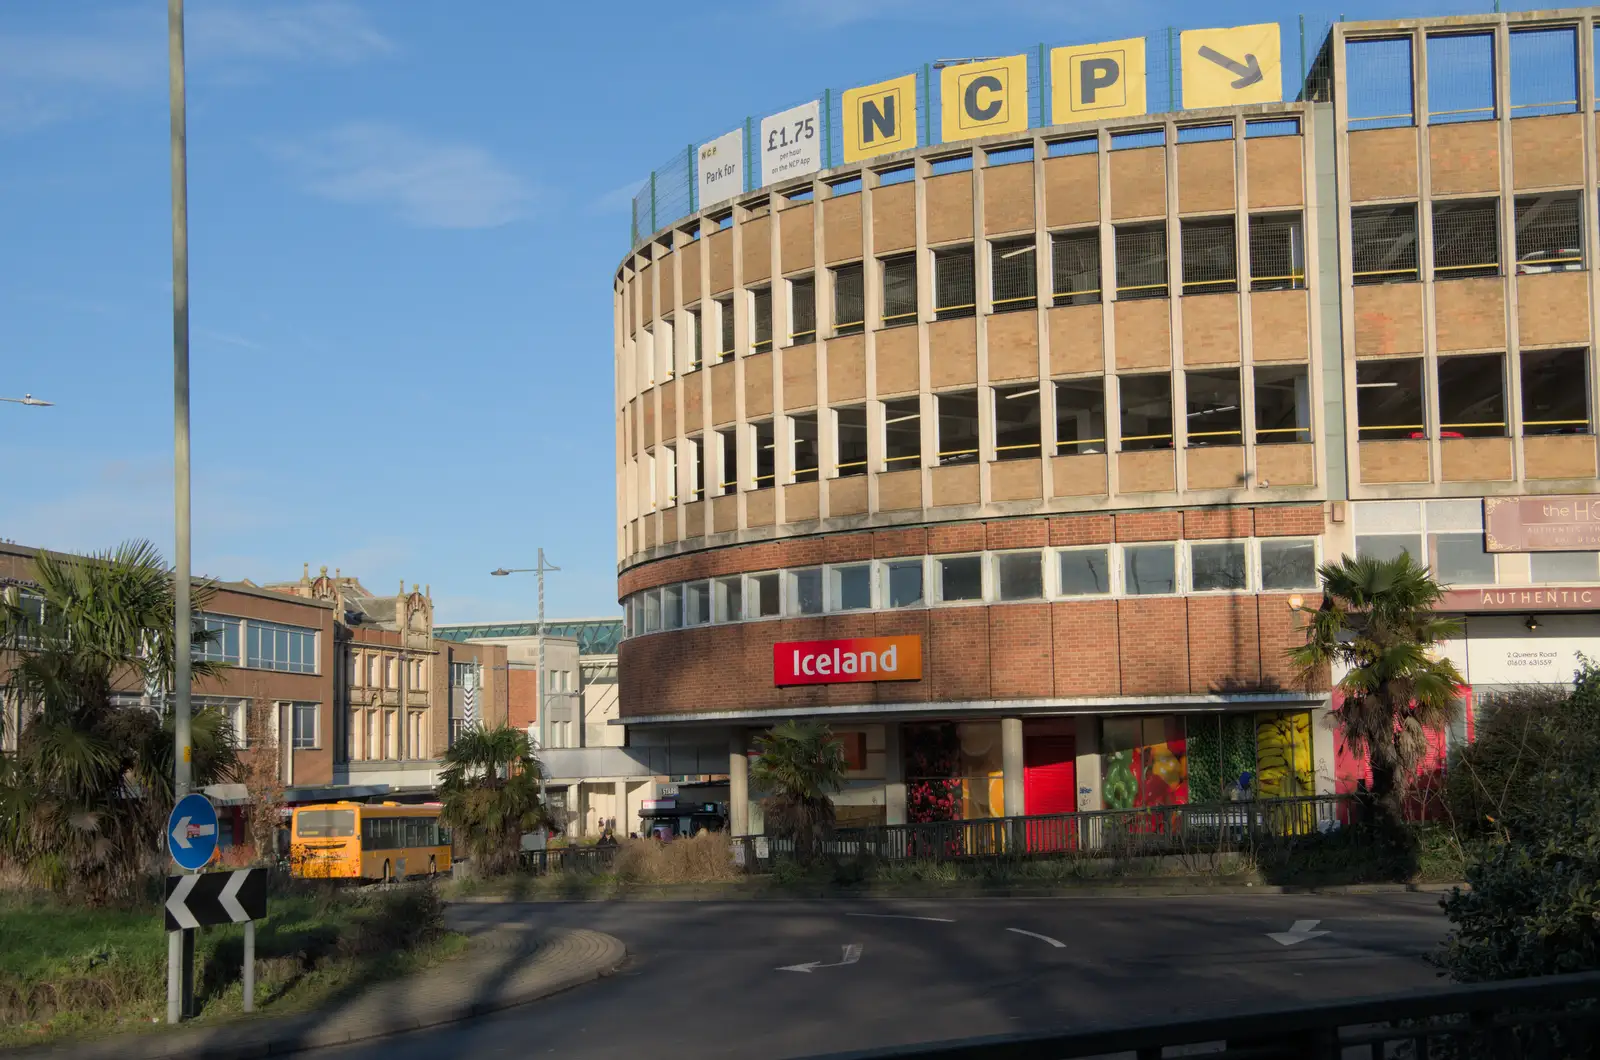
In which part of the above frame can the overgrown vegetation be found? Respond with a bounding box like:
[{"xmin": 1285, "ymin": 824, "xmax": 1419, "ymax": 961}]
[
  {"xmin": 0, "ymin": 541, "xmax": 240, "ymax": 905},
  {"xmin": 438, "ymin": 724, "xmax": 548, "ymax": 877},
  {"xmin": 612, "ymin": 830, "xmax": 740, "ymax": 884},
  {"xmin": 1437, "ymin": 660, "xmax": 1600, "ymax": 982},
  {"xmin": 0, "ymin": 880, "xmax": 460, "ymax": 1045}
]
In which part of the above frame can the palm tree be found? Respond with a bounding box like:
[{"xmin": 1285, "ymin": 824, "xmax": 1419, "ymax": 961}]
[
  {"xmin": 0, "ymin": 541, "xmax": 239, "ymax": 904},
  {"xmin": 1289, "ymin": 552, "xmax": 1464, "ymax": 827},
  {"xmin": 750, "ymin": 720, "xmax": 847, "ymax": 863},
  {"xmin": 437, "ymin": 724, "xmax": 547, "ymax": 876}
]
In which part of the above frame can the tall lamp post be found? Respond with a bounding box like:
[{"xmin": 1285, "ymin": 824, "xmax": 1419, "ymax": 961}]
[
  {"xmin": 491, "ymin": 550, "xmax": 560, "ymax": 814},
  {"xmin": 165, "ymin": 0, "xmax": 194, "ymax": 1028}
]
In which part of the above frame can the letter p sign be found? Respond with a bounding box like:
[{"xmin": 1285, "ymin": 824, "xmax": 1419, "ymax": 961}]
[
  {"xmin": 940, "ymin": 54, "xmax": 1029, "ymax": 142},
  {"xmin": 1052, "ymin": 37, "xmax": 1148, "ymax": 121}
]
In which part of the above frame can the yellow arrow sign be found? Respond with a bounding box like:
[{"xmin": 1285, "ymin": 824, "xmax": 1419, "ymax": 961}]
[{"xmin": 1180, "ymin": 23, "xmax": 1282, "ymax": 109}]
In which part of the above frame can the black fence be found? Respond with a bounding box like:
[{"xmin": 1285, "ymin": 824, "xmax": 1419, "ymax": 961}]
[
  {"xmin": 795, "ymin": 970, "xmax": 1600, "ymax": 1059},
  {"xmin": 747, "ymin": 795, "xmax": 1351, "ymax": 867},
  {"xmin": 517, "ymin": 844, "xmax": 619, "ymax": 876}
]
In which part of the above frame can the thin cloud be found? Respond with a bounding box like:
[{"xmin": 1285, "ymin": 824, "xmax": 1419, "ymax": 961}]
[
  {"xmin": 589, "ymin": 178, "xmax": 646, "ymax": 216},
  {"xmin": 0, "ymin": 2, "xmax": 393, "ymax": 132},
  {"xmin": 273, "ymin": 123, "xmax": 535, "ymax": 229}
]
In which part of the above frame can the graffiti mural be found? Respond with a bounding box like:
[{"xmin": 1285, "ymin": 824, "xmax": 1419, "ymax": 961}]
[{"xmin": 1255, "ymin": 711, "xmax": 1314, "ymax": 797}]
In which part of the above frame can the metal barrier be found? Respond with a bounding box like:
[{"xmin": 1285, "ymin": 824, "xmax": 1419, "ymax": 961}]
[
  {"xmin": 792, "ymin": 970, "xmax": 1600, "ymax": 1059},
  {"xmin": 751, "ymin": 796, "xmax": 1350, "ymax": 865},
  {"xmin": 517, "ymin": 844, "xmax": 618, "ymax": 876}
]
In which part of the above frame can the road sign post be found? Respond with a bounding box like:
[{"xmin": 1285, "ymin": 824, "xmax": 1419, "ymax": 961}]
[
  {"xmin": 164, "ymin": 867, "xmax": 270, "ymax": 1015},
  {"xmin": 165, "ymin": 792, "xmax": 220, "ymax": 1022}
]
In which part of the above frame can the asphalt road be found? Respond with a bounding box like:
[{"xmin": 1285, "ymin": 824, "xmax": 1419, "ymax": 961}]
[{"xmin": 324, "ymin": 892, "xmax": 1453, "ymax": 1060}]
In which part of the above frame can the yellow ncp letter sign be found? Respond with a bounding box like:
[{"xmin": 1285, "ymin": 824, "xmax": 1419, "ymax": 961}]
[
  {"xmin": 940, "ymin": 54, "xmax": 1029, "ymax": 142},
  {"xmin": 843, "ymin": 73, "xmax": 917, "ymax": 163},
  {"xmin": 1051, "ymin": 37, "xmax": 1147, "ymax": 123},
  {"xmin": 1181, "ymin": 23, "xmax": 1283, "ymax": 109}
]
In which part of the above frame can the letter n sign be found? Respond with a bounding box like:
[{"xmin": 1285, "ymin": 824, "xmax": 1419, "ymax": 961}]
[
  {"xmin": 843, "ymin": 73, "xmax": 918, "ymax": 163},
  {"xmin": 1051, "ymin": 37, "xmax": 1148, "ymax": 122},
  {"xmin": 940, "ymin": 54, "xmax": 1029, "ymax": 142}
]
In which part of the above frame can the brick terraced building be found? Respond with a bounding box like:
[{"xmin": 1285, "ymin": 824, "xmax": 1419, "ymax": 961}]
[{"xmin": 613, "ymin": 11, "xmax": 1600, "ymax": 832}]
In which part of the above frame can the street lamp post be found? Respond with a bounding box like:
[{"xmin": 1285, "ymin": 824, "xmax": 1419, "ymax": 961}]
[
  {"xmin": 166, "ymin": 0, "xmax": 195, "ymax": 1028},
  {"xmin": 491, "ymin": 550, "xmax": 560, "ymax": 814}
]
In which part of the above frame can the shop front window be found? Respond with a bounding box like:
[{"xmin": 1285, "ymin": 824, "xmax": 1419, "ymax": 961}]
[
  {"xmin": 1101, "ymin": 716, "xmax": 1188, "ymax": 810},
  {"xmin": 904, "ymin": 721, "xmax": 1005, "ymax": 822}
]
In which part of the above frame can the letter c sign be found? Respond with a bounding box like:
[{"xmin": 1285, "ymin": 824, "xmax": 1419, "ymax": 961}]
[{"xmin": 940, "ymin": 54, "xmax": 1029, "ymax": 142}]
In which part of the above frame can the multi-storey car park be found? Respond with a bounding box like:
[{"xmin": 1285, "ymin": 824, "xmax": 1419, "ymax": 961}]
[{"xmin": 612, "ymin": 11, "xmax": 1600, "ymax": 834}]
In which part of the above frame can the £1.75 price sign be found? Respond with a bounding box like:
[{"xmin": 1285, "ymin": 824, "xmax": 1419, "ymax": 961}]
[{"xmin": 760, "ymin": 100, "xmax": 821, "ymax": 188}]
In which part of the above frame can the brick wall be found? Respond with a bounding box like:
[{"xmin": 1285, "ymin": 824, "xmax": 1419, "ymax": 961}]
[{"xmin": 620, "ymin": 591, "xmax": 1329, "ymax": 718}]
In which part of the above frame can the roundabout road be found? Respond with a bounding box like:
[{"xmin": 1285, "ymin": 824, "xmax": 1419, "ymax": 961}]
[{"xmin": 320, "ymin": 891, "xmax": 1452, "ymax": 1060}]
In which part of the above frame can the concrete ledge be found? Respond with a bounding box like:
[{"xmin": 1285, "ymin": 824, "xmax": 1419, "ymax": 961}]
[{"xmin": 12, "ymin": 929, "xmax": 626, "ymax": 1060}]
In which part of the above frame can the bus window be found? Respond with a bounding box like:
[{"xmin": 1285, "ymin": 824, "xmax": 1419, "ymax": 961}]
[{"xmin": 297, "ymin": 809, "xmax": 355, "ymax": 838}]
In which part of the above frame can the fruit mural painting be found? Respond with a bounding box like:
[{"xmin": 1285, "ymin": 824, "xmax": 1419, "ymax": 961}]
[
  {"xmin": 1101, "ymin": 716, "xmax": 1189, "ymax": 809},
  {"xmin": 1255, "ymin": 711, "xmax": 1313, "ymax": 797}
]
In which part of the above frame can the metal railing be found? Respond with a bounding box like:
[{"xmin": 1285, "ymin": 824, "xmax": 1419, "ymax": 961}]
[
  {"xmin": 751, "ymin": 796, "xmax": 1348, "ymax": 865},
  {"xmin": 793, "ymin": 970, "xmax": 1600, "ymax": 1059},
  {"xmin": 517, "ymin": 843, "xmax": 618, "ymax": 876}
]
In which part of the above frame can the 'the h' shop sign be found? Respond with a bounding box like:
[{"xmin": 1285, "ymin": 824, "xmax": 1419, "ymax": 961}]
[{"xmin": 774, "ymin": 636, "xmax": 922, "ymax": 686}]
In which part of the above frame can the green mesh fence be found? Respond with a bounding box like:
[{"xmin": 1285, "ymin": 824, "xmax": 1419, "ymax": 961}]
[{"xmin": 625, "ymin": 5, "xmax": 1535, "ymax": 248}]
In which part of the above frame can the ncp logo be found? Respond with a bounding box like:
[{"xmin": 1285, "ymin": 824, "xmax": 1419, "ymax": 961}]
[
  {"xmin": 1051, "ymin": 37, "xmax": 1148, "ymax": 121},
  {"xmin": 843, "ymin": 73, "xmax": 917, "ymax": 162}
]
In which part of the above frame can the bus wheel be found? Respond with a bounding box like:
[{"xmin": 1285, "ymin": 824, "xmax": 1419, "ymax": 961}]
[{"xmin": 381, "ymin": 860, "xmax": 392, "ymax": 885}]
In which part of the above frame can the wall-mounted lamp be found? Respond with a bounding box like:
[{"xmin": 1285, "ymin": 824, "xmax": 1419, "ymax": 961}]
[
  {"xmin": 1525, "ymin": 615, "xmax": 1541, "ymax": 631},
  {"xmin": 1288, "ymin": 594, "xmax": 1305, "ymax": 611}
]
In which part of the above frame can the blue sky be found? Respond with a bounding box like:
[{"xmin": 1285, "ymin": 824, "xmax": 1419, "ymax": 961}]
[{"xmin": 0, "ymin": 0, "xmax": 1509, "ymax": 621}]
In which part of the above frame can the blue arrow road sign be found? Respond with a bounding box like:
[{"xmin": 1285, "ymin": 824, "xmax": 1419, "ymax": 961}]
[{"xmin": 167, "ymin": 792, "xmax": 219, "ymax": 872}]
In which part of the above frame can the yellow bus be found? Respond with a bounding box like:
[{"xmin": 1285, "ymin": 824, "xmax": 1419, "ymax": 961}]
[{"xmin": 289, "ymin": 801, "xmax": 452, "ymax": 881}]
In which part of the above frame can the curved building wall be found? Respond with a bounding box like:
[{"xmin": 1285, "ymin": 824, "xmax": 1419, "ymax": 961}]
[{"xmin": 610, "ymin": 9, "xmax": 1600, "ymax": 828}]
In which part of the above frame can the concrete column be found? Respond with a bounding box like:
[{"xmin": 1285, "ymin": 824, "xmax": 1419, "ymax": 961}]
[
  {"xmin": 574, "ymin": 785, "xmax": 588, "ymax": 839},
  {"xmin": 614, "ymin": 779, "xmax": 627, "ymax": 834},
  {"xmin": 1311, "ymin": 705, "xmax": 1338, "ymax": 796},
  {"xmin": 1075, "ymin": 715, "xmax": 1102, "ymax": 812},
  {"xmin": 884, "ymin": 722, "xmax": 906, "ymax": 826},
  {"xmin": 1001, "ymin": 717, "xmax": 1025, "ymax": 819},
  {"xmin": 728, "ymin": 729, "xmax": 750, "ymax": 836}
]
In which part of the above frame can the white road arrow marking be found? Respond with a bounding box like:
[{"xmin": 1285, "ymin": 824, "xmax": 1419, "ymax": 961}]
[
  {"xmin": 1007, "ymin": 928, "xmax": 1066, "ymax": 948},
  {"xmin": 219, "ymin": 871, "xmax": 250, "ymax": 922},
  {"xmin": 169, "ymin": 816, "xmax": 215, "ymax": 851},
  {"xmin": 777, "ymin": 943, "xmax": 863, "ymax": 973},
  {"xmin": 845, "ymin": 912, "xmax": 955, "ymax": 923},
  {"xmin": 1268, "ymin": 919, "xmax": 1331, "ymax": 946},
  {"xmin": 166, "ymin": 874, "xmax": 201, "ymax": 930}
]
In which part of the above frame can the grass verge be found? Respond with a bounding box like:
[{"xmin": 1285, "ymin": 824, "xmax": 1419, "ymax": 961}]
[{"xmin": 0, "ymin": 880, "xmax": 465, "ymax": 1047}]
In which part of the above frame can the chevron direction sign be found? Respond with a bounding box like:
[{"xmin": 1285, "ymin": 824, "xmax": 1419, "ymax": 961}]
[{"xmin": 164, "ymin": 868, "xmax": 268, "ymax": 931}]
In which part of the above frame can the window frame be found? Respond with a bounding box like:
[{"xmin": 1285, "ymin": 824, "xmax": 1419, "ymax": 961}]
[
  {"xmin": 992, "ymin": 549, "xmax": 1046, "ymax": 602},
  {"xmin": 1186, "ymin": 539, "xmax": 1252, "ymax": 594},
  {"xmin": 934, "ymin": 552, "xmax": 987, "ymax": 605},
  {"xmin": 1121, "ymin": 542, "xmax": 1180, "ymax": 597},
  {"xmin": 1056, "ymin": 545, "xmax": 1114, "ymax": 598},
  {"xmin": 1257, "ymin": 537, "xmax": 1322, "ymax": 592},
  {"xmin": 825, "ymin": 563, "xmax": 874, "ymax": 613}
]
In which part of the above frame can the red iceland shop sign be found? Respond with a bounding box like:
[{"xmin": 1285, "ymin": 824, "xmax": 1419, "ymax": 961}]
[{"xmin": 773, "ymin": 636, "xmax": 923, "ymax": 686}]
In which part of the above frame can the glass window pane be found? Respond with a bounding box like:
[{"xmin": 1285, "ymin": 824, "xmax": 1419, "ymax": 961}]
[
  {"xmin": 751, "ymin": 573, "xmax": 781, "ymax": 617},
  {"xmin": 789, "ymin": 567, "xmax": 823, "ymax": 615},
  {"xmin": 938, "ymin": 556, "xmax": 984, "ymax": 602},
  {"xmin": 830, "ymin": 565, "xmax": 872, "ymax": 611},
  {"xmin": 1433, "ymin": 533, "xmax": 1496, "ymax": 586},
  {"xmin": 1531, "ymin": 551, "xmax": 1600, "ymax": 582},
  {"xmin": 996, "ymin": 552, "xmax": 1044, "ymax": 601},
  {"xmin": 686, "ymin": 581, "xmax": 711, "ymax": 626},
  {"xmin": 1260, "ymin": 540, "xmax": 1318, "ymax": 590},
  {"xmin": 1356, "ymin": 534, "xmax": 1423, "ymax": 563},
  {"xmin": 1190, "ymin": 542, "xmax": 1248, "ymax": 591},
  {"xmin": 661, "ymin": 585, "xmax": 683, "ymax": 629},
  {"xmin": 887, "ymin": 560, "xmax": 924, "ymax": 607},
  {"xmin": 1124, "ymin": 545, "xmax": 1176, "ymax": 595},
  {"xmin": 643, "ymin": 590, "xmax": 661, "ymax": 632},
  {"xmin": 1058, "ymin": 548, "xmax": 1110, "ymax": 596},
  {"xmin": 714, "ymin": 576, "xmax": 743, "ymax": 622}
]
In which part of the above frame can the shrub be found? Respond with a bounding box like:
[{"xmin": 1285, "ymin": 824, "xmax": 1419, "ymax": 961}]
[
  {"xmin": 1439, "ymin": 660, "xmax": 1600, "ymax": 981},
  {"xmin": 612, "ymin": 831, "xmax": 739, "ymax": 884}
]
